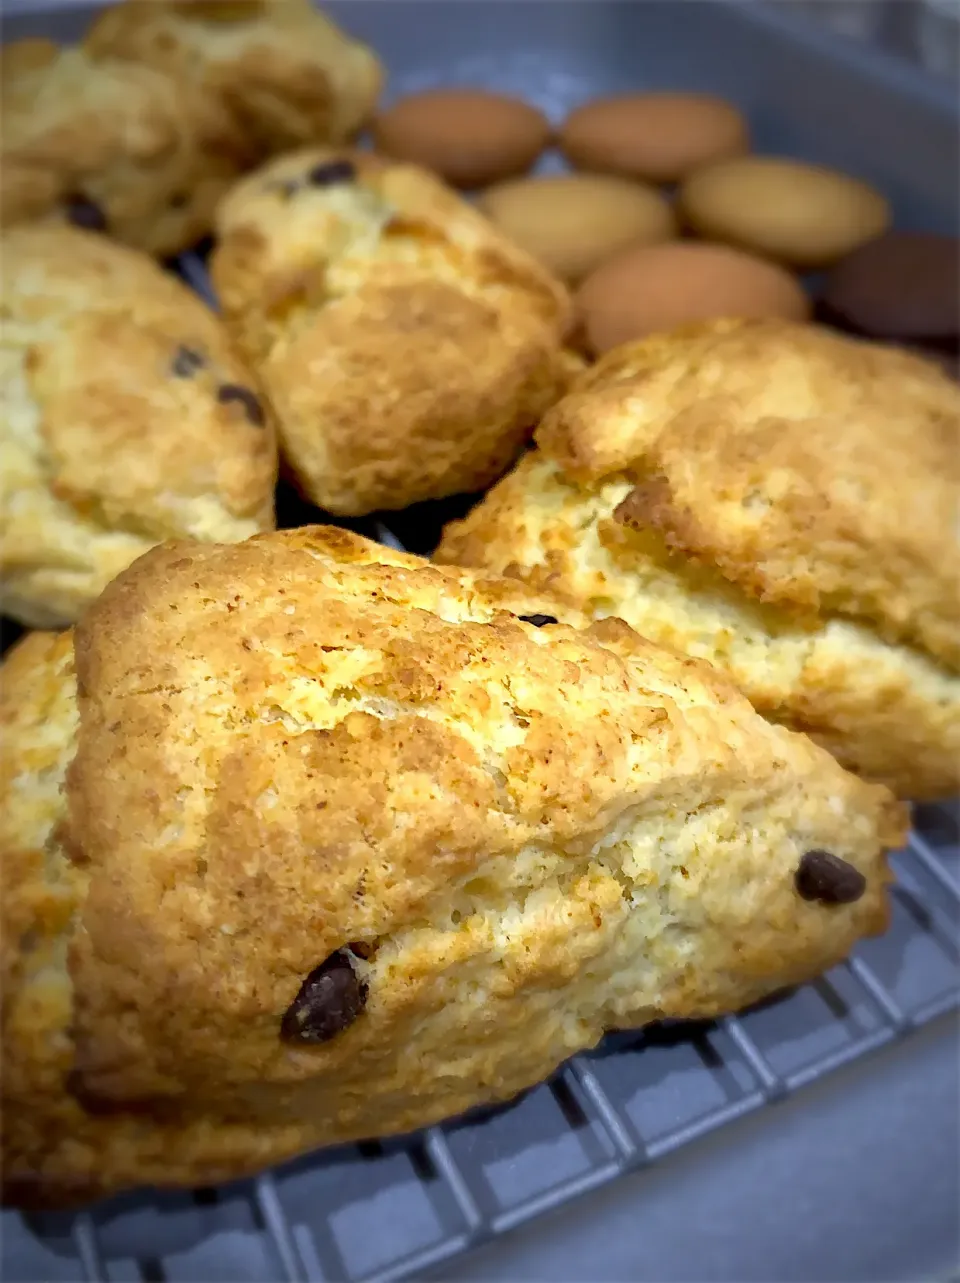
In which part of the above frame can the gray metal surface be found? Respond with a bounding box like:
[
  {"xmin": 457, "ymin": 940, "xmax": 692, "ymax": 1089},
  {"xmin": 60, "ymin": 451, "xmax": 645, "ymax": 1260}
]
[{"xmin": 1, "ymin": 3, "xmax": 958, "ymax": 1281}]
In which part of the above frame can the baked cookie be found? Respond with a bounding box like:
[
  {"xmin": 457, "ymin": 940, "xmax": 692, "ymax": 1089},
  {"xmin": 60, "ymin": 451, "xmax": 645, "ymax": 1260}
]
[
  {"xmin": 436, "ymin": 319, "xmax": 960, "ymax": 800},
  {"xmin": 211, "ymin": 148, "xmax": 574, "ymax": 514},
  {"xmin": 0, "ymin": 224, "xmax": 277, "ymax": 628},
  {"xmin": 0, "ymin": 38, "xmax": 239, "ymax": 257},
  {"xmin": 1, "ymin": 526, "xmax": 903, "ymax": 1206},
  {"xmin": 85, "ymin": 0, "xmax": 383, "ymax": 163}
]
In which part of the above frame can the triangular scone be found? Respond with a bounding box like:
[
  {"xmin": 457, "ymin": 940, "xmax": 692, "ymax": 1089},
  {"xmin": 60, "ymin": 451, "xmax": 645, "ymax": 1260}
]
[
  {"xmin": 1, "ymin": 526, "xmax": 903, "ymax": 1207},
  {"xmin": 436, "ymin": 319, "xmax": 960, "ymax": 799}
]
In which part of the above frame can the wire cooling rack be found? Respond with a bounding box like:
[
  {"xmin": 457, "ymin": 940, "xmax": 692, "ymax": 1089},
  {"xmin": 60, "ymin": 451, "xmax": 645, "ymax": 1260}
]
[{"xmin": 2, "ymin": 249, "xmax": 959, "ymax": 1283}]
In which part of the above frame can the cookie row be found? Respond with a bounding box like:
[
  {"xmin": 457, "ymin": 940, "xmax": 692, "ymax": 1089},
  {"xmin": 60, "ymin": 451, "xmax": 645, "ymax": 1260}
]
[
  {"xmin": 371, "ymin": 86, "xmax": 958, "ymax": 365},
  {"xmin": 1, "ymin": 0, "xmax": 382, "ymax": 256}
]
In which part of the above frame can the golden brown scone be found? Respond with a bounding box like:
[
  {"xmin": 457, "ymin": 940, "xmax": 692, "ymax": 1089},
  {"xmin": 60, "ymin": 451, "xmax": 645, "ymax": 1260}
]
[
  {"xmin": 0, "ymin": 224, "xmax": 277, "ymax": 628},
  {"xmin": 1, "ymin": 526, "xmax": 904, "ymax": 1207},
  {"xmin": 85, "ymin": 0, "xmax": 383, "ymax": 162},
  {"xmin": 0, "ymin": 37, "xmax": 240, "ymax": 257},
  {"xmin": 436, "ymin": 319, "xmax": 960, "ymax": 800},
  {"xmin": 211, "ymin": 147, "xmax": 573, "ymax": 514}
]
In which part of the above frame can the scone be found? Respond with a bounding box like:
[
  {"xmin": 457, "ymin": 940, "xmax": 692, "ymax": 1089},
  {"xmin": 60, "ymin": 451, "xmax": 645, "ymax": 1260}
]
[
  {"xmin": 436, "ymin": 319, "xmax": 960, "ymax": 801},
  {"xmin": 0, "ymin": 224, "xmax": 277, "ymax": 628},
  {"xmin": 0, "ymin": 37, "xmax": 240, "ymax": 257},
  {"xmin": 210, "ymin": 147, "xmax": 574, "ymax": 515},
  {"xmin": 1, "ymin": 526, "xmax": 903, "ymax": 1207},
  {"xmin": 85, "ymin": 0, "xmax": 383, "ymax": 163}
]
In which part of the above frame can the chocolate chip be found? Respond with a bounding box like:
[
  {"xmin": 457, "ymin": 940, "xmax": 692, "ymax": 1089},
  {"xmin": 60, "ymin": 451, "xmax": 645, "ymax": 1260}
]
[
  {"xmin": 795, "ymin": 850, "xmax": 867, "ymax": 905},
  {"xmin": 169, "ymin": 191, "xmax": 189, "ymax": 209},
  {"xmin": 217, "ymin": 383, "xmax": 265, "ymax": 427},
  {"xmin": 171, "ymin": 345, "xmax": 205, "ymax": 377},
  {"xmin": 280, "ymin": 950, "xmax": 368, "ymax": 1044},
  {"xmin": 518, "ymin": 614, "xmax": 558, "ymax": 627},
  {"xmin": 64, "ymin": 194, "xmax": 107, "ymax": 232},
  {"xmin": 306, "ymin": 159, "xmax": 356, "ymax": 187}
]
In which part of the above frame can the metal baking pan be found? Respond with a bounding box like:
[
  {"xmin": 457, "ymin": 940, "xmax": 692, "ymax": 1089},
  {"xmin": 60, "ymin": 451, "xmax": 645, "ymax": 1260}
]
[{"xmin": 1, "ymin": 3, "xmax": 958, "ymax": 1281}]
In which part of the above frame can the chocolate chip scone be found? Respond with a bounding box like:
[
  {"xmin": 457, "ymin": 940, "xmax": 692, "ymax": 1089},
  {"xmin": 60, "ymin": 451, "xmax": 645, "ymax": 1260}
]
[
  {"xmin": 85, "ymin": 0, "xmax": 383, "ymax": 163},
  {"xmin": 210, "ymin": 148, "xmax": 575, "ymax": 514},
  {"xmin": 0, "ymin": 224, "xmax": 277, "ymax": 628},
  {"xmin": 1, "ymin": 525, "xmax": 903, "ymax": 1207},
  {"xmin": 436, "ymin": 318, "xmax": 960, "ymax": 800},
  {"xmin": 0, "ymin": 37, "xmax": 240, "ymax": 257}
]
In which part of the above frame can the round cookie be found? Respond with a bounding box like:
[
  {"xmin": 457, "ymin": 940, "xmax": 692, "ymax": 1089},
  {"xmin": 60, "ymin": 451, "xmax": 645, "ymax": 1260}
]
[
  {"xmin": 679, "ymin": 156, "xmax": 890, "ymax": 269},
  {"xmin": 0, "ymin": 224, "xmax": 277, "ymax": 628},
  {"xmin": 560, "ymin": 93, "xmax": 748, "ymax": 184},
  {"xmin": 576, "ymin": 241, "xmax": 810, "ymax": 355},
  {"xmin": 819, "ymin": 231, "xmax": 960, "ymax": 348},
  {"xmin": 372, "ymin": 89, "xmax": 550, "ymax": 188},
  {"xmin": 478, "ymin": 174, "xmax": 676, "ymax": 284}
]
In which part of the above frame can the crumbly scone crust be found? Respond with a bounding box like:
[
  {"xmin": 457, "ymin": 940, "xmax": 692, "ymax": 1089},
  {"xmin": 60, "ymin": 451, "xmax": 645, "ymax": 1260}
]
[
  {"xmin": 435, "ymin": 320, "xmax": 960, "ymax": 799},
  {"xmin": 2, "ymin": 527, "xmax": 903, "ymax": 1205},
  {"xmin": 0, "ymin": 39, "xmax": 239, "ymax": 257},
  {"xmin": 0, "ymin": 224, "xmax": 277, "ymax": 627},
  {"xmin": 211, "ymin": 148, "xmax": 574, "ymax": 514},
  {"xmin": 84, "ymin": 0, "xmax": 383, "ymax": 162}
]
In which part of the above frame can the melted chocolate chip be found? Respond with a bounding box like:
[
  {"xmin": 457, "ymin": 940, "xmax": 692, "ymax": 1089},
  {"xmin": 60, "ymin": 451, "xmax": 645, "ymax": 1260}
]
[
  {"xmin": 169, "ymin": 191, "xmax": 189, "ymax": 209},
  {"xmin": 307, "ymin": 159, "xmax": 356, "ymax": 187},
  {"xmin": 171, "ymin": 345, "xmax": 205, "ymax": 377},
  {"xmin": 518, "ymin": 614, "xmax": 558, "ymax": 627},
  {"xmin": 64, "ymin": 194, "xmax": 107, "ymax": 232},
  {"xmin": 281, "ymin": 950, "xmax": 368, "ymax": 1044},
  {"xmin": 217, "ymin": 383, "xmax": 265, "ymax": 427},
  {"xmin": 795, "ymin": 850, "xmax": 867, "ymax": 905}
]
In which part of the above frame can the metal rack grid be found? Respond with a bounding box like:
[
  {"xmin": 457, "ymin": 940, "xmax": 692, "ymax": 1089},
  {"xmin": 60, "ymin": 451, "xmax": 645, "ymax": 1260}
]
[
  {"xmin": 5, "ymin": 811, "xmax": 958, "ymax": 1283},
  {"xmin": 3, "ymin": 249, "xmax": 960, "ymax": 1283}
]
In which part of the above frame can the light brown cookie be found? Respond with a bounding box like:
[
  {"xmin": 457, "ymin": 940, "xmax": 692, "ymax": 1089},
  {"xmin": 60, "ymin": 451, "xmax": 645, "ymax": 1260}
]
[
  {"xmin": 84, "ymin": 0, "xmax": 383, "ymax": 163},
  {"xmin": 372, "ymin": 88, "xmax": 550, "ymax": 188},
  {"xmin": 1, "ymin": 526, "xmax": 902, "ymax": 1206},
  {"xmin": 0, "ymin": 224, "xmax": 277, "ymax": 628},
  {"xmin": 560, "ymin": 93, "xmax": 749, "ymax": 184},
  {"xmin": 211, "ymin": 147, "xmax": 573, "ymax": 515},
  {"xmin": 478, "ymin": 174, "xmax": 676, "ymax": 284},
  {"xmin": 576, "ymin": 241, "xmax": 810, "ymax": 354},
  {"xmin": 0, "ymin": 38, "xmax": 239, "ymax": 257},
  {"xmin": 679, "ymin": 156, "xmax": 891, "ymax": 268},
  {"xmin": 436, "ymin": 319, "xmax": 960, "ymax": 800}
]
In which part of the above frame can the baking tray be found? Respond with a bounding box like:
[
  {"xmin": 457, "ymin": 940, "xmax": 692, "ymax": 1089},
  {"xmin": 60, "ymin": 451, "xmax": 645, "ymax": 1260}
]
[{"xmin": 1, "ymin": 3, "xmax": 958, "ymax": 1281}]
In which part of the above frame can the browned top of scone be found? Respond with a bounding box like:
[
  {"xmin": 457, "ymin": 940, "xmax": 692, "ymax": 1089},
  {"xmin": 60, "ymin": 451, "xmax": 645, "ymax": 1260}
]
[
  {"xmin": 61, "ymin": 522, "xmax": 894, "ymax": 1113},
  {"xmin": 84, "ymin": 0, "xmax": 383, "ymax": 160},
  {"xmin": 2, "ymin": 223, "xmax": 277, "ymax": 538},
  {"xmin": 537, "ymin": 319, "xmax": 960, "ymax": 671}
]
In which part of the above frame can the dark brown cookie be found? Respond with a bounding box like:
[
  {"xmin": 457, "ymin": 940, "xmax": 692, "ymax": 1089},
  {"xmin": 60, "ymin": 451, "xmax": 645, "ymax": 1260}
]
[{"xmin": 819, "ymin": 232, "xmax": 959, "ymax": 348}]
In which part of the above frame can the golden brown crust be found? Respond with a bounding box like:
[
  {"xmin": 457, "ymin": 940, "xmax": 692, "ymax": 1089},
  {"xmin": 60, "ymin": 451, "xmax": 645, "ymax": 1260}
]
[
  {"xmin": 0, "ymin": 224, "xmax": 277, "ymax": 627},
  {"xmin": 435, "ymin": 324, "xmax": 960, "ymax": 800},
  {"xmin": 2, "ymin": 527, "xmax": 903, "ymax": 1204},
  {"xmin": 537, "ymin": 320, "xmax": 959, "ymax": 669},
  {"xmin": 85, "ymin": 0, "xmax": 383, "ymax": 162},
  {"xmin": 0, "ymin": 40, "xmax": 239, "ymax": 257},
  {"xmin": 211, "ymin": 148, "xmax": 574, "ymax": 514}
]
